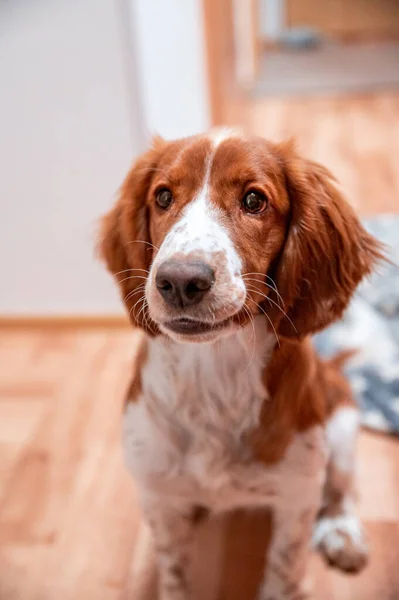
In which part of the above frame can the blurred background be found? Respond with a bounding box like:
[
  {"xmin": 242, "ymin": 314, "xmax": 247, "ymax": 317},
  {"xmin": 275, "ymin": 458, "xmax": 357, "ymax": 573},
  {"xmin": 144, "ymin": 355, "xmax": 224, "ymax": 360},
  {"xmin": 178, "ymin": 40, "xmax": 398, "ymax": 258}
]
[{"xmin": 0, "ymin": 1, "xmax": 398, "ymax": 599}]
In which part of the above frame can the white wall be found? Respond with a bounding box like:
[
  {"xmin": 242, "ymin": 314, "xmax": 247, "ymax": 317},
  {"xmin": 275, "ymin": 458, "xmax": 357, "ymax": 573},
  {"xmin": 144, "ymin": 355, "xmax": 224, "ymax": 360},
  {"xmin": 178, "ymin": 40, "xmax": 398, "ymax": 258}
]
[
  {"xmin": 0, "ymin": 0, "xmax": 210, "ymax": 315},
  {"xmin": 131, "ymin": 0, "xmax": 210, "ymax": 140},
  {"xmin": 0, "ymin": 0, "xmax": 142, "ymax": 315}
]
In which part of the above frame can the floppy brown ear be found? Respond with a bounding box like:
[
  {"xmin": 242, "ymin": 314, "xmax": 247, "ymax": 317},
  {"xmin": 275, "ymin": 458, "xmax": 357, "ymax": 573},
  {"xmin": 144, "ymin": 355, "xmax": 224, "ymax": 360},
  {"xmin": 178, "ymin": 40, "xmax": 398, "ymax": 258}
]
[
  {"xmin": 98, "ymin": 140, "xmax": 165, "ymax": 330},
  {"xmin": 272, "ymin": 146, "xmax": 383, "ymax": 338}
]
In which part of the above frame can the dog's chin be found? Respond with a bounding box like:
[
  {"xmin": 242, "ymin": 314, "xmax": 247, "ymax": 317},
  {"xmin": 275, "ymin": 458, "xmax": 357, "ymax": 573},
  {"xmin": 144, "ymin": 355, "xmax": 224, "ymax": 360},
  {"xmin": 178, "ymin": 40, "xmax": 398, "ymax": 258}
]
[{"xmin": 158, "ymin": 317, "xmax": 239, "ymax": 344}]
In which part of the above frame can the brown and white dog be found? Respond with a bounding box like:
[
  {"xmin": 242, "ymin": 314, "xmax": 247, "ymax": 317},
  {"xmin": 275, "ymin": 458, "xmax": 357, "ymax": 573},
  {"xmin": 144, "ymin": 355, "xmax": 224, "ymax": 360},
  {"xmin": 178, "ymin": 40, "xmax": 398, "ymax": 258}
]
[{"xmin": 99, "ymin": 130, "xmax": 382, "ymax": 600}]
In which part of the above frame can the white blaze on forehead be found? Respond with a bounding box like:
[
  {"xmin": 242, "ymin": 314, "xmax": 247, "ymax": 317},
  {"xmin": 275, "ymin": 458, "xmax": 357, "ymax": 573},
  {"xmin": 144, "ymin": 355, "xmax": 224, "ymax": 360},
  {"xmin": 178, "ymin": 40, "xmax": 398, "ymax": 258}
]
[
  {"xmin": 208, "ymin": 127, "xmax": 242, "ymax": 147},
  {"xmin": 153, "ymin": 131, "xmax": 243, "ymax": 277}
]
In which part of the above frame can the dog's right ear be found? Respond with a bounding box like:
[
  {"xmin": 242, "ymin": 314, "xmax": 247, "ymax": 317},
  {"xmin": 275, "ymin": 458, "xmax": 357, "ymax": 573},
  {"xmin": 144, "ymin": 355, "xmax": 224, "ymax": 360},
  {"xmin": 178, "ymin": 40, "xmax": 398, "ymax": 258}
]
[{"xmin": 98, "ymin": 138, "xmax": 165, "ymax": 330}]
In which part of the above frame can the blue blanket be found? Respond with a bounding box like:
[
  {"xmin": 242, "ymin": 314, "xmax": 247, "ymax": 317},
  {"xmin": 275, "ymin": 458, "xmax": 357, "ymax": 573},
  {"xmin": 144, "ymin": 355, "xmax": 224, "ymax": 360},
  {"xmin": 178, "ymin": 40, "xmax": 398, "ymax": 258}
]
[{"xmin": 314, "ymin": 215, "xmax": 399, "ymax": 435}]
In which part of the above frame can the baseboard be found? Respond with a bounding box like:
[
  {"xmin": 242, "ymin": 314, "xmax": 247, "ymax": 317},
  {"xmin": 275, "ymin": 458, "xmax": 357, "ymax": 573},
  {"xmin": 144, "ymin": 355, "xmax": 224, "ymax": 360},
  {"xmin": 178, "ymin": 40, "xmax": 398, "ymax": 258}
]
[{"xmin": 0, "ymin": 315, "xmax": 130, "ymax": 329}]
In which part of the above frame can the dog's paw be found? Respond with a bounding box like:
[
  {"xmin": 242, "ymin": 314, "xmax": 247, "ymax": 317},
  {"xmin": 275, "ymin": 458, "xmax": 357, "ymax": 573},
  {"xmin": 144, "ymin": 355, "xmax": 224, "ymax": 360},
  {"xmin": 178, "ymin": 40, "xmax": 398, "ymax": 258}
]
[{"xmin": 313, "ymin": 514, "xmax": 368, "ymax": 573}]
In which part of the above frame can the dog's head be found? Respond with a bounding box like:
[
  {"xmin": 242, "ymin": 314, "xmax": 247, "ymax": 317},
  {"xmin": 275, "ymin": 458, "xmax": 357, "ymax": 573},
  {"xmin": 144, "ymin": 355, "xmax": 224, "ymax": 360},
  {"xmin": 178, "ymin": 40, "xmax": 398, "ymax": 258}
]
[{"xmin": 99, "ymin": 131, "xmax": 382, "ymax": 343}]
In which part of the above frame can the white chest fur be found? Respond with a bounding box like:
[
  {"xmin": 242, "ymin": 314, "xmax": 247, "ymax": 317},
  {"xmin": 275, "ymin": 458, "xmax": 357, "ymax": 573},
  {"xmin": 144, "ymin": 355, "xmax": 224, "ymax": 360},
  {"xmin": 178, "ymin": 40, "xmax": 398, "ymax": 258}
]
[{"xmin": 123, "ymin": 318, "xmax": 325, "ymax": 511}]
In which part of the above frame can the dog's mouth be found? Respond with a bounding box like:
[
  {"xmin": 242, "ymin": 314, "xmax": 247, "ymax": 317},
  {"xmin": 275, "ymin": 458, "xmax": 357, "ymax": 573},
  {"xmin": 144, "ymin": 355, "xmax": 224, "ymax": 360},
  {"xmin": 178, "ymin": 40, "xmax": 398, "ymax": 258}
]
[{"xmin": 162, "ymin": 317, "xmax": 231, "ymax": 337}]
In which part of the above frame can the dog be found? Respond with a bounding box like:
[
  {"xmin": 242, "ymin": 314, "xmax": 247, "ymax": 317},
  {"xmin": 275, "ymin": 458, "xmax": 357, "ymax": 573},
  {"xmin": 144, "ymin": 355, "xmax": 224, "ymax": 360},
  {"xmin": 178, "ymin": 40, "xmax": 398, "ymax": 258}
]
[{"xmin": 98, "ymin": 130, "xmax": 382, "ymax": 600}]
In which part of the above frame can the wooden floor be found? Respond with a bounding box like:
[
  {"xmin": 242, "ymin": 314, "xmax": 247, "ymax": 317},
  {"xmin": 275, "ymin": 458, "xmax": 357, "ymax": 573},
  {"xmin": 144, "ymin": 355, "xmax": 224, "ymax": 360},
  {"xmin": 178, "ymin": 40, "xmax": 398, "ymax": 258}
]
[
  {"xmin": 1, "ymin": 90, "xmax": 399, "ymax": 599},
  {"xmin": 1, "ymin": 327, "xmax": 399, "ymax": 600}
]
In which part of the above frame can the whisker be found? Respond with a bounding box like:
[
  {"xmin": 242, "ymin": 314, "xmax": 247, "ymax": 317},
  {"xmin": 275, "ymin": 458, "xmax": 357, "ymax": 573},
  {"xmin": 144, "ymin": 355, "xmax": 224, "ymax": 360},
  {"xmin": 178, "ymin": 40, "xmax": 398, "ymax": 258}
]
[
  {"xmin": 135, "ymin": 293, "xmax": 147, "ymax": 320},
  {"xmin": 146, "ymin": 306, "xmax": 157, "ymax": 335},
  {"xmin": 133, "ymin": 295, "xmax": 147, "ymax": 323},
  {"xmin": 125, "ymin": 240, "xmax": 160, "ymax": 252},
  {"xmin": 114, "ymin": 268, "xmax": 150, "ymax": 276},
  {"xmin": 130, "ymin": 290, "xmax": 144, "ymax": 310},
  {"xmin": 243, "ymin": 277, "xmax": 284, "ymax": 307},
  {"xmin": 257, "ymin": 303, "xmax": 280, "ymax": 347},
  {"xmin": 242, "ymin": 272, "xmax": 282, "ymax": 293},
  {"xmin": 242, "ymin": 304, "xmax": 256, "ymax": 373},
  {"xmin": 143, "ymin": 305, "xmax": 151, "ymax": 333},
  {"xmin": 141, "ymin": 297, "xmax": 152, "ymax": 332},
  {"xmin": 125, "ymin": 284, "xmax": 146, "ymax": 302},
  {"xmin": 265, "ymin": 274, "xmax": 284, "ymax": 301},
  {"xmin": 124, "ymin": 283, "xmax": 156, "ymax": 334},
  {"xmin": 244, "ymin": 294, "xmax": 280, "ymax": 347},
  {"xmin": 139, "ymin": 298, "xmax": 149, "ymax": 330},
  {"xmin": 242, "ymin": 274, "xmax": 285, "ymax": 307},
  {"xmin": 139, "ymin": 297, "xmax": 157, "ymax": 335},
  {"xmin": 129, "ymin": 292, "xmax": 146, "ymax": 315},
  {"xmin": 245, "ymin": 284, "xmax": 297, "ymax": 333},
  {"xmin": 242, "ymin": 304, "xmax": 255, "ymax": 342},
  {"xmin": 242, "ymin": 271, "xmax": 269, "ymax": 277},
  {"xmin": 116, "ymin": 275, "xmax": 148, "ymax": 285}
]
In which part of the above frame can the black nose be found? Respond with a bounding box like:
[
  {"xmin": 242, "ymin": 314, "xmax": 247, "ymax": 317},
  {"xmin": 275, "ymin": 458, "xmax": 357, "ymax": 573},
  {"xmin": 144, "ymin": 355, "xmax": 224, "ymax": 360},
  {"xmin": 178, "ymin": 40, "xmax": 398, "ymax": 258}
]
[{"xmin": 156, "ymin": 260, "xmax": 215, "ymax": 308}]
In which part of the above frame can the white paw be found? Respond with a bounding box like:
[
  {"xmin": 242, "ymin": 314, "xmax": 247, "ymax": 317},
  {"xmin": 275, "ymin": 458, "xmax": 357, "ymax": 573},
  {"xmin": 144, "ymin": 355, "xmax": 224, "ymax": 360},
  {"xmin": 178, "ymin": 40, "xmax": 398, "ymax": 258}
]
[{"xmin": 313, "ymin": 513, "xmax": 368, "ymax": 573}]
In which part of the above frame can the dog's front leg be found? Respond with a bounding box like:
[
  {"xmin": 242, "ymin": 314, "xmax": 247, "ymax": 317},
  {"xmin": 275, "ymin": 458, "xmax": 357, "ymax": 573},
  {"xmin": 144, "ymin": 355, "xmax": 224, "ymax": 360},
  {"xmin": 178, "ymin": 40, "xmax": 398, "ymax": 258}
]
[
  {"xmin": 143, "ymin": 497, "xmax": 196, "ymax": 600},
  {"xmin": 257, "ymin": 502, "xmax": 316, "ymax": 600},
  {"xmin": 252, "ymin": 424, "xmax": 327, "ymax": 599}
]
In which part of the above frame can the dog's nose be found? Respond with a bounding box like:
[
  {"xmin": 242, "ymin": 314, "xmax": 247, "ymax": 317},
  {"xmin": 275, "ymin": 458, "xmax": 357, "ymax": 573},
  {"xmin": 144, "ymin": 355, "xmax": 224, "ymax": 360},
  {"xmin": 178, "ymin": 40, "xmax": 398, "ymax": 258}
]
[{"xmin": 156, "ymin": 260, "xmax": 214, "ymax": 308}]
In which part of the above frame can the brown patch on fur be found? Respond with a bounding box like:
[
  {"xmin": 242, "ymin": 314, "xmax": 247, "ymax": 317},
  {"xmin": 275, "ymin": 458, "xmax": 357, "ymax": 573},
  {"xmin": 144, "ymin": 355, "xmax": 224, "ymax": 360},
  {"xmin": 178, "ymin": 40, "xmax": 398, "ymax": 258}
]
[
  {"xmin": 124, "ymin": 336, "xmax": 148, "ymax": 404},
  {"xmin": 190, "ymin": 505, "xmax": 210, "ymax": 526},
  {"xmin": 251, "ymin": 338, "xmax": 326, "ymax": 464},
  {"xmin": 169, "ymin": 563, "xmax": 186, "ymax": 583},
  {"xmin": 251, "ymin": 309, "xmax": 365, "ymax": 465}
]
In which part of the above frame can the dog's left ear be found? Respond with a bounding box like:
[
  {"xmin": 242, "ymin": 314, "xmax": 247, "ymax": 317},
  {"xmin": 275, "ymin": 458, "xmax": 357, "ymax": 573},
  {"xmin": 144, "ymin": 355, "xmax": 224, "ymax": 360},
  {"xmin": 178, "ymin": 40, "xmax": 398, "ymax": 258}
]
[{"xmin": 272, "ymin": 144, "xmax": 383, "ymax": 338}]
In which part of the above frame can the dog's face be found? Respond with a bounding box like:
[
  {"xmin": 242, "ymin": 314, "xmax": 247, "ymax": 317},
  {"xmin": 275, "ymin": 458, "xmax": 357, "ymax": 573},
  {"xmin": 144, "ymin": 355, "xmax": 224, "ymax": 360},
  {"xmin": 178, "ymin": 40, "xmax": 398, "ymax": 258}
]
[
  {"xmin": 144, "ymin": 132, "xmax": 290, "ymax": 342},
  {"xmin": 99, "ymin": 131, "xmax": 381, "ymax": 343}
]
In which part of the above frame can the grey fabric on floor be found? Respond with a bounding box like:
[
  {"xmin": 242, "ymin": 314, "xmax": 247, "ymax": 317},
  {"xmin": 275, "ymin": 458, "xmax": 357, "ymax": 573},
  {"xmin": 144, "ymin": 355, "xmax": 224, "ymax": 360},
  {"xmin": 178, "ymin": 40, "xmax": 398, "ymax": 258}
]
[{"xmin": 314, "ymin": 215, "xmax": 399, "ymax": 435}]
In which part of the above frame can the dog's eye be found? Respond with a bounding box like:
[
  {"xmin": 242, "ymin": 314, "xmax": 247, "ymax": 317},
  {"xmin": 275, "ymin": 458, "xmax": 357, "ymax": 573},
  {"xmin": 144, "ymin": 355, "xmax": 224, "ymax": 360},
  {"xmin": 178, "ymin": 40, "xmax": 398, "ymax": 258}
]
[
  {"xmin": 156, "ymin": 189, "xmax": 173, "ymax": 210},
  {"xmin": 242, "ymin": 191, "xmax": 268, "ymax": 214}
]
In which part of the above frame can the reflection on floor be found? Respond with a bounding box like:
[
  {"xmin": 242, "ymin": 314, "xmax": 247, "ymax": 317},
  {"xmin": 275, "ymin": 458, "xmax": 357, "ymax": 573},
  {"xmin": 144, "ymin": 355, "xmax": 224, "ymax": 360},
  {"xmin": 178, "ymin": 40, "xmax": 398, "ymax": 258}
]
[{"xmin": 255, "ymin": 41, "xmax": 399, "ymax": 96}]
